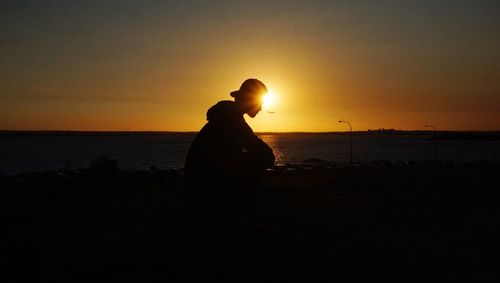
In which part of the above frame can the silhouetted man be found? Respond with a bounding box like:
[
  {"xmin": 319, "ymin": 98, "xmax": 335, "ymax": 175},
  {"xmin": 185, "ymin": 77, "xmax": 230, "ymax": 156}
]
[{"xmin": 184, "ymin": 78, "xmax": 275, "ymax": 208}]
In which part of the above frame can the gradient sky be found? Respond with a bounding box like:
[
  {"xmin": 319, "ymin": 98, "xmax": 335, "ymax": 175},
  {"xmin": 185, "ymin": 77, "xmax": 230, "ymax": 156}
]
[{"xmin": 1, "ymin": 0, "xmax": 499, "ymax": 131}]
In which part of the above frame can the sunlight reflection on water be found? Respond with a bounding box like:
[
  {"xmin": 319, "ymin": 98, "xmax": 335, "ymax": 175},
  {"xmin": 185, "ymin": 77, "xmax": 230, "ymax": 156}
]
[{"xmin": 1, "ymin": 132, "xmax": 499, "ymax": 174}]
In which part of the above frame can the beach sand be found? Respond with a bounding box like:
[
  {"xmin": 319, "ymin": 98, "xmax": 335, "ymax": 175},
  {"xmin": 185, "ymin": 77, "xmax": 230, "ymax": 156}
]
[{"xmin": 2, "ymin": 162, "xmax": 499, "ymax": 281}]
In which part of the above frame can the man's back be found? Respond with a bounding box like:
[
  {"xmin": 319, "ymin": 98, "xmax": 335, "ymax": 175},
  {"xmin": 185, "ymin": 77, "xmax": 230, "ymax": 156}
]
[{"xmin": 185, "ymin": 100, "xmax": 274, "ymax": 185}]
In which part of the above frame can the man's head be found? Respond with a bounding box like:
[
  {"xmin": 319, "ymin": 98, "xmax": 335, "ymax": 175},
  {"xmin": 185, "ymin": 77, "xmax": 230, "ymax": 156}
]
[{"xmin": 230, "ymin": 78, "xmax": 268, "ymax": 118}]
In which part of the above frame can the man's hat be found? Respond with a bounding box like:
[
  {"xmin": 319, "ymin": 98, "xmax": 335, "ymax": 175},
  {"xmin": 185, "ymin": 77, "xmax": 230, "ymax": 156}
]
[{"xmin": 230, "ymin": 78, "xmax": 268, "ymax": 98}]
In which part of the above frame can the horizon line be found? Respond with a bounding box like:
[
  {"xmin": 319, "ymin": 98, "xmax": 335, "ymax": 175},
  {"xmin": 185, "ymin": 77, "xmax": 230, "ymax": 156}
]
[{"xmin": 2, "ymin": 129, "xmax": 500, "ymax": 134}]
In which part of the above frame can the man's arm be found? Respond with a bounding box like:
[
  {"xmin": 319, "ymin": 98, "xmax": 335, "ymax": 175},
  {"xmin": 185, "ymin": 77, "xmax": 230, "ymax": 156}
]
[{"xmin": 239, "ymin": 122, "xmax": 275, "ymax": 168}]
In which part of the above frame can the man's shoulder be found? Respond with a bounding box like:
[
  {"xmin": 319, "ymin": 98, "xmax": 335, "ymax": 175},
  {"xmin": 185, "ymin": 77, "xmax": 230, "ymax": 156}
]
[
  {"xmin": 213, "ymin": 100, "xmax": 235, "ymax": 107},
  {"xmin": 206, "ymin": 100, "xmax": 243, "ymax": 122}
]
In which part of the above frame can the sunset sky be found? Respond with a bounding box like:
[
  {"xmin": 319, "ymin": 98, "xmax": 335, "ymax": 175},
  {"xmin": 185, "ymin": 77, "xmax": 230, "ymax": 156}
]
[{"xmin": 1, "ymin": 0, "xmax": 499, "ymax": 132}]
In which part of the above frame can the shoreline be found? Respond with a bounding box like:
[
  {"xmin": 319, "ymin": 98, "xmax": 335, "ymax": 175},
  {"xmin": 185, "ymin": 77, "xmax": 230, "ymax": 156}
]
[{"xmin": 2, "ymin": 157, "xmax": 498, "ymax": 177}]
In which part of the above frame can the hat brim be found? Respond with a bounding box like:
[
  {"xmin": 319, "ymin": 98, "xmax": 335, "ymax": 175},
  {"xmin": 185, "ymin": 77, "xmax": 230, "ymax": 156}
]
[{"xmin": 230, "ymin": 90, "xmax": 240, "ymax": 98}]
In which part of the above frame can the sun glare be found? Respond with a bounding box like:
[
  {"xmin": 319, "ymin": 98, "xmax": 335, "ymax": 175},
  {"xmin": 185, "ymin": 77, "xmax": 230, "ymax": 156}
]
[{"xmin": 262, "ymin": 90, "xmax": 276, "ymax": 111}]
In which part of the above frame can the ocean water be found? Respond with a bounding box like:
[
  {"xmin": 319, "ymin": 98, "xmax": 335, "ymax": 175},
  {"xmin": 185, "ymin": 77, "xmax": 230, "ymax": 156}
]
[{"xmin": 1, "ymin": 132, "xmax": 499, "ymax": 174}]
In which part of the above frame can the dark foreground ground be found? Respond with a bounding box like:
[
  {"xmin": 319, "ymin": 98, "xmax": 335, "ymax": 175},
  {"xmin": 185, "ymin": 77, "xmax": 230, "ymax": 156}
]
[{"xmin": 2, "ymin": 161, "xmax": 499, "ymax": 282}]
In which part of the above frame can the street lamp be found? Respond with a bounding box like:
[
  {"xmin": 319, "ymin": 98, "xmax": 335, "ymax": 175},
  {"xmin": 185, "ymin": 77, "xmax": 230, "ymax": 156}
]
[
  {"xmin": 339, "ymin": 120, "xmax": 352, "ymax": 166},
  {"xmin": 425, "ymin": 125, "xmax": 438, "ymax": 160}
]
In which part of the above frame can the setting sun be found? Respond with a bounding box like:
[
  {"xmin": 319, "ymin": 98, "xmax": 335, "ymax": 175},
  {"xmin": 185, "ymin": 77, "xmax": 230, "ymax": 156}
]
[{"xmin": 262, "ymin": 90, "xmax": 277, "ymax": 112}]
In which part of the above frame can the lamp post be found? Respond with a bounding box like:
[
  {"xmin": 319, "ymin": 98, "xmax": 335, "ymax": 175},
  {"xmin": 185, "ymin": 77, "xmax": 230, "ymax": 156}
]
[
  {"xmin": 425, "ymin": 125, "xmax": 438, "ymax": 160},
  {"xmin": 339, "ymin": 120, "xmax": 352, "ymax": 166}
]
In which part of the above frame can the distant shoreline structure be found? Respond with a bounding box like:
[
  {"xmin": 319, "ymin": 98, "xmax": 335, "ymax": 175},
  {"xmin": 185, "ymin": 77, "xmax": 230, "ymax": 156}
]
[{"xmin": 1, "ymin": 130, "xmax": 500, "ymax": 140}]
